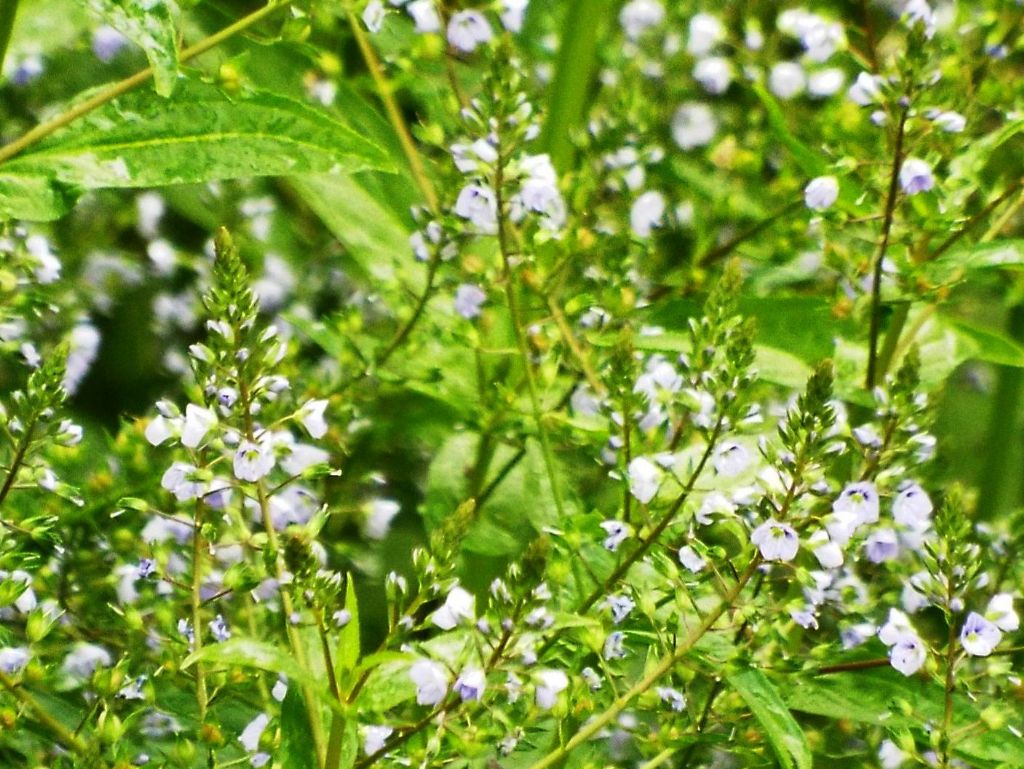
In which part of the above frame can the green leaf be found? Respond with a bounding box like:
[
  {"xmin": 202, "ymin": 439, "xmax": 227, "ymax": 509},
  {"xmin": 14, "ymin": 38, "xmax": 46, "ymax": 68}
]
[
  {"xmin": 84, "ymin": 0, "xmax": 179, "ymax": 96},
  {"xmin": 182, "ymin": 638, "xmax": 331, "ymax": 708},
  {"xmin": 945, "ymin": 316, "xmax": 1024, "ymax": 367},
  {"xmin": 290, "ymin": 173, "xmax": 413, "ymax": 287},
  {"xmin": 337, "ymin": 574, "xmax": 360, "ymax": 674},
  {"xmin": 0, "ymin": 173, "xmax": 75, "ymax": 222},
  {"xmin": 0, "ymin": 79, "xmax": 394, "ymax": 220},
  {"xmin": 786, "ymin": 669, "xmax": 1024, "ymax": 766},
  {"xmin": 749, "ymin": 83, "xmax": 825, "ymax": 178},
  {"xmin": 280, "ymin": 686, "xmax": 319, "ymax": 769},
  {"xmin": 727, "ymin": 667, "xmax": 812, "ymax": 769},
  {"xmin": 926, "ymin": 240, "xmax": 1024, "ymax": 284}
]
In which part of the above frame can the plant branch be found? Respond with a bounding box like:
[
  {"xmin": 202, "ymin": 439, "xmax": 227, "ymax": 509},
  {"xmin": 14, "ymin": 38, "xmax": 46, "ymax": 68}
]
[
  {"xmin": 0, "ymin": 0, "xmax": 293, "ymax": 167},
  {"xmin": 866, "ymin": 107, "xmax": 908, "ymax": 390},
  {"xmin": 0, "ymin": 668, "xmax": 93, "ymax": 759},
  {"xmin": 191, "ymin": 499, "xmax": 209, "ymax": 722}
]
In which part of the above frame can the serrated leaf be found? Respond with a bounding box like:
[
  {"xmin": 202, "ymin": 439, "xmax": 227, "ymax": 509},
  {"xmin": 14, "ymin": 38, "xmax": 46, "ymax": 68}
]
[
  {"xmin": 0, "ymin": 79, "xmax": 394, "ymax": 221},
  {"xmin": 0, "ymin": 173, "xmax": 76, "ymax": 222},
  {"xmin": 926, "ymin": 240, "xmax": 1024, "ymax": 284},
  {"xmin": 727, "ymin": 667, "xmax": 812, "ymax": 769},
  {"xmin": 84, "ymin": 0, "xmax": 179, "ymax": 96}
]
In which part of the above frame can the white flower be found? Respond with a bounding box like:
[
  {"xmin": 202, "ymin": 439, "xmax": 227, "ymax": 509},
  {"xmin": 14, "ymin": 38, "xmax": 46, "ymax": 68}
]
[
  {"xmin": 406, "ymin": 0, "xmax": 441, "ymax": 33},
  {"xmin": 986, "ymin": 593, "xmax": 1019, "ymax": 632},
  {"xmin": 750, "ymin": 520, "xmax": 799, "ymax": 562},
  {"xmin": 672, "ymin": 103, "xmax": 717, "ymax": 150},
  {"xmin": 627, "ymin": 457, "xmax": 661, "ymax": 504},
  {"xmin": 804, "ymin": 176, "xmax": 839, "ymax": 211},
  {"xmin": 899, "ymin": 158, "xmax": 934, "ymax": 195},
  {"xmin": 808, "ymin": 68, "xmax": 845, "ymax": 98},
  {"xmin": 879, "ymin": 608, "xmax": 916, "ymax": 645},
  {"xmin": 809, "ymin": 529, "xmax": 843, "ymax": 569},
  {"xmin": 893, "ymin": 483, "xmax": 933, "ymax": 530},
  {"xmin": 280, "ymin": 443, "xmax": 330, "ymax": 475},
  {"xmin": 234, "ymin": 438, "xmax": 275, "ymax": 482},
  {"xmin": 272, "ymin": 677, "xmax": 288, "ymax": 702},
  {"xmin": 932, "ymin": 110, "xmax": 965, "ymax": 133},
  {"xmin": 603, "ymin": 631, "xmax": 626, "ymax": 660},
  {"xmin": 500, "ymin": 0, "xmax": 529, "ymax": 33},
  {"xmin": 364, "ymin": 498, "xmax": 401, "ymax": 539},
  {"xmin": 409, "ymin": 659, "xmax": 449, "ymax": 705},
  {"xmin": 769, "ymin": 61, "xmax": 806, "ymax": 100},
  {"xmin": 847, "ymin": 71, "xmax": 883, "ymax": 105},
  {"xmin": 903, "ymin": 0, "xmax": 936, "ymax": 37},
  {"xmin": 697, "ymin": 491, "xmax": 735, "ymax": 525},
  {"xmin": 961, "ymin": 611, "xmax": 1002, "ymax": 656},
  {"xmin": 693, "ymin": 57, "xmax": 732, "ymax": 95},
  {"xmin": 600, "ymin": 520, "xmax": 631, "ymax": 551},
  {"xmin": 454, "ymin": 667, "xmax": 486, "ymax": 701},
  {"xmin": 678, "ymin": 545, "xmax": 706, "ymax": 573},
  {"xmin": 687, "ymin": 13, "xmax": 723, "ymax": 56},
  {"xmin": 865, "ymin": 528, "xmax": 899, "ymax": 563},
  {"xmin": 298, "ymin": 399, "xmax": 329, "ymax": 439},
  {"xmin": 0, "ymin": 647, "xmax": 30, "ymax": 674},
  {"xmin": 363, "ymin": 725, "xmax": 393, "ymax": 756},
  {"xmin": 606, "ymin": 594, "xmax": 635, "ymax": 624},
  {"xmin": 452, "ymin": 138, "xmax": 498, "ymax": 173},
  {"xmin": 454, "ymin": 284, "xmax": 487, "ymax": 319},
  {"xmin": 889, "ymin": 633, "xmax": 926, "ymax": 675},
  {"xmin": 92, "ymin": 25, "xmax": 127, "ymax": 62},
  {"xmin": 431, "ymin": 586, "xmax": 475, "ymax": 630},
  {"xmin": 454, "ymin": 183, "xmax": 498, "ymax": 232},
  {"xmin": 879, "ymin": 739, "xmax": 907, "ymax": 769},
  {"xmin": 534, "ymin": 669, "xmax": 568, "ymax": 709},
  {"xmin": 62, "ymin": 643, "xmax": 112, "ymax": 680},
  {"xmin": 630, "ymin": 190, "xmax": 666, "ymax": 237},
  {"xmin": 161, "ymin": 462, "xmax": 204, "ymax": 501},
  {"xmin": 447, "ymin": 10, "xmax": 492, "ymax": 52},
  {"xmin": 239, "ymin": 713, "xmax": 269, "ymax": 753},
  {"xmin": 180, "ymin": 404, "xmax": 216, "ymax": 448},
  {"xmin": 26, "ymin": 235, "xmax": 61, "ymax": 284},
  {"xmin": 510, "ymin": 178, "xmax": 566, "ymax": 232},
  {"xmin": 362, "ymin": 0, "xmax": 386, "ymax": 33},
  {"xmin": 657, "ymin": 686, "xmax": 687, "ymax": 711},
  {"xmin": 712, "ymin": 441, "xmax": 750, "ymax": 477},
  {"xmin": 619, "ymin": 0, "xmax": 664, "ymax": 39},
  {"xmin": 833, "ymin": 482, "xmax": 879, "ymax": 526}
]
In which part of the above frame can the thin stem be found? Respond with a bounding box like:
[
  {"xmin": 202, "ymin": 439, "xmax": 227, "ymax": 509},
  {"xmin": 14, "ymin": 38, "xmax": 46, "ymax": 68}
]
[
  {"xmin": 547, "ymin": 295, "xmax": 604, "ymax": 395},
  {"xmin": 576, "ymin": 416, "xmax": 725, "ymax": 614},
  {"xmin": 495, "ymin": 144, "xmax": 567, "ymax": 521},
  {"xmin": 191, "ymin": 499, "xmax": 209, "ymax": 722},
  {"xmin": 344, "ymin": 2, "xmax": 438, "ymax": 213},
  {"xmin": 0, "ymin": 668, "xmax": 93, "ymax": 758},
  {"xmin": 0, "ymin": 1, "xmax": 293, "ymax": 167},
  {"xmin": 0, "ymin": 0, "xmax": 20, "ymax": 80},
  {"xmin": 939, "ymin": 616, "xmax": 959, "ymax": 767},
  {"xmin": 873, "ymin": 301, "xmax": 909, "ymax": 385},
  {"xmin": 866, "ymin": 107, "xmax": 908, "ymax": 390},
  {"xmin": 318, "ymin": 613, "xmax": 347, "ymax": 769},
  {"xmin": 527, "ymin": 559, "xmax": 761, "ymax": 769},
  {"xmin": 928, "ymin": 179, "xmax": 1024, "ymax": 261},
  {"xmin": 811, "ymin": 657, "xmax": 890, "ymax": 675},
  {"xmin": 0, "ymin": 418, "xmax": 33, "ymax": 509}
]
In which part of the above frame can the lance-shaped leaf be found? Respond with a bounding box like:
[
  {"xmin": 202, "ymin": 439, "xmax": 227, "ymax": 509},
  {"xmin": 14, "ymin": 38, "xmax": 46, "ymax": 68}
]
[
  {"xmin": 84, "ymin": 0, "xmax": 180, "ymax": 96},
  {"xmin": 727, "ymin": 667, "xmax": 813, "ymax": 769},
  {"xmin": 0, "ymin": 79, "xmax": 394, "ymax": 221}
]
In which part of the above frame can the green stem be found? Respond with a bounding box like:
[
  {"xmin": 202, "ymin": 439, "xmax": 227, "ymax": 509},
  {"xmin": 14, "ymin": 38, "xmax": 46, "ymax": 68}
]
[
  {"xmin": 0, "ymin": 0, "xmax": 19, "ymax": 80},
  {"xmin": 495, "ymin": 144, "xmax": 566, "ymax": 521},
  {"xmin": 0, "ymin": 668, "xmax": 94, "ymax": 759},
  {"xmin": 526, "ymin": 559, "xmax": 760, "ymax": 769},
  {"xmin": 317, "ymin": 613, "xmax": 346, "ymax": 769},
  {"xmin": 873, "ymin": 301, "xmax": 909, "ymax": 384},
  {"xmin": 0, "ymin": 417, "xmax": 33, "ymax": 509},
  {"xmin": 344, "ymin": 1, "xmax": 438, "ymax": 213},
  {"xmin": 0, "ymin": 0, "xmax": 293, "ymax": 167},
  {"xmin": 866, "ymin": 107, "xmax": 908, "ymax": 390},
  {"xmin": 191, "ymin": 499, "xmax": 209, "ymax": 722}
]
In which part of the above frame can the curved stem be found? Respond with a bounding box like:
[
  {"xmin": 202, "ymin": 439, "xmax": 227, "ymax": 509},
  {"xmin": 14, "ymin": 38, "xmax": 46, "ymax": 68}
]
[{"xmin": 0, "ymin": 0, "xmax": 293, "ymax": 167}]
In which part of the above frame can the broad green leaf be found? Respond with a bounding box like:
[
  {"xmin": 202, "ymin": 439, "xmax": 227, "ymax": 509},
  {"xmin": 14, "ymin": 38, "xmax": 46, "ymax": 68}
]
[
  {"xmin": 0, "ymin": 79, "xmax": 394, "ymax": 220},
  {"xmin": 727, "ymin": 667, "xmax": 812, "ymax": 769},
  {"xmin": 290, "ymin": 173, "xmax": 413, "ymax": 286},
  {"xmin": 355, "ymin": 659, "xmax": 417, "ymax": 713},
  {"xmin": 945, "ymin": 316, "xmax": 1024, "ymax": 367},
  {"xmin": 787, "ymin": 669, "xmax": 1024, "ymax": 766},
  {"xmin": 926, "ymin": 240, "xmax": 1024, "ymax": 284},
  {"xmin": 0, "ymin": 173, "xmax": 75, "ymax": 222},
  {"xmin": 182, "ymin": 638, "xmax": 332, "ymax": 709},
  {"xmin": 423, "ymin": 433, "xmax": 568, "ymax": 556},
  {"xmin": 8, "ymin": 0, "xmax": 90, "ymax": 60},
  {"xmin": 280, "ymin": 686, "xmax": 319, "ymax": 769},
  {"xmin": 84, "ymin": 0, "xmax": 179, "ymax": 96},
  {"xmin": 540, "ymin": 0, "xmax": 613, "ymax": 171},
  {"xmin": 337, "ymin": 573, "xmax": 361, "ymax": 674}
]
